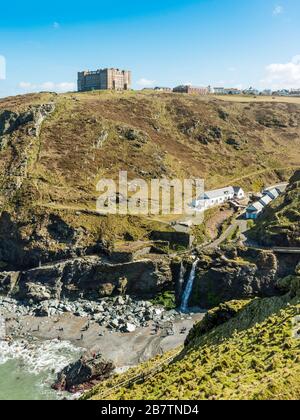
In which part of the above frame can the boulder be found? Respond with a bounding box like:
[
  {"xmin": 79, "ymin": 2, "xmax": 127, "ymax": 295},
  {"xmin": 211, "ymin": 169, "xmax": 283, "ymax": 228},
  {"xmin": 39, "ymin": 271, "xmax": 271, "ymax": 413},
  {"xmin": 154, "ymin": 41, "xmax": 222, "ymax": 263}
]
[
  {"xmin": 52, "ymin": 353, "xmax": 115, "ymax": 392},
  {"xmin": 0, "ymin": 271, "xmax": 20, "ymax": 294},
  {"xmin": 123, "ymin": 322, "xmax": 136, "ymax": 333}
]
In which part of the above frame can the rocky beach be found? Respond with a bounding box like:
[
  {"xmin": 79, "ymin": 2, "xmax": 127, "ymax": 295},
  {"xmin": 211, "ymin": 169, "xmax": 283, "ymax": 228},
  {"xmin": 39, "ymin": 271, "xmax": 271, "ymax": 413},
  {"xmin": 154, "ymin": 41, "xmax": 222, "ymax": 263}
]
[{"xmin": 0, "ymin": 295, "xmax": 205, "ymax": 398}]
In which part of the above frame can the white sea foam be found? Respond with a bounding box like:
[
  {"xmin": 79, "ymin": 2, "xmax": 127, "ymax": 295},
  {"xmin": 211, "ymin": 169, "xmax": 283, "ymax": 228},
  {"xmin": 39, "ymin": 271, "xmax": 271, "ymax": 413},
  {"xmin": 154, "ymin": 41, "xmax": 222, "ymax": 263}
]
[{"xmin": 0, "ymin": 338, "xmax": 82, "ymax": 375}]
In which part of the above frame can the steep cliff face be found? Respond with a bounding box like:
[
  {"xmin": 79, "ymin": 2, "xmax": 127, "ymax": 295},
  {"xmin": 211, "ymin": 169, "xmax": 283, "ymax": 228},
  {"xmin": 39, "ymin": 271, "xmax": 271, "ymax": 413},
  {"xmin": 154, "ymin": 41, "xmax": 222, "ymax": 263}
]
[
  {"xmin": 0, "ymin": 255, "xmax": 173, "ymax": 302},
  {"xmin": 185, "ymin": 246, "xmax": 299, "ymax": 309},
  {"xmin": 0, "ymin": 103, "xmax": 55, "ymax": 206}
]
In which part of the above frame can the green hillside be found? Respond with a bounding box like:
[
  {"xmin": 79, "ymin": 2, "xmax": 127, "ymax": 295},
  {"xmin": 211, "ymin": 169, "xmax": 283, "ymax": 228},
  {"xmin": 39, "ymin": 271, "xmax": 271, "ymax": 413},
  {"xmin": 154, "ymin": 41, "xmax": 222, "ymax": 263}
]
[
  {"xmin": 83, "ymin": 282, "xmax": 300, "ymax": 400},
  {"xmin": 1, "ymin": 91, "xmax": 300, "ymax": 269}
]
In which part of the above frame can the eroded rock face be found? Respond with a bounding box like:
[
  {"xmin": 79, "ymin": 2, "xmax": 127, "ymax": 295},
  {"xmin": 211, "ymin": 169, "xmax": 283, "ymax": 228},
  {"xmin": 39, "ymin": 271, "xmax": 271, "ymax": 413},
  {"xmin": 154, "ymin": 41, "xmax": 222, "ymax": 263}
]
[
  {"xmin": 10, "ymin": 255, "xmax": 173, "ymax": 302},
  {"xmin": 0, "ymin": 103, "xmax": 56, "ymax": 203},
  {"xmin": 0, "ymin": 103, "xmax": 55, "ymax": 140},
  {"xmin": 0, "ymin": 271, "xmax": 20, "ymax": 294},
  {"xmin": 52, "ymin": 353, "xmax": 115, "ymax": 393},
  {"xmin": 0, "ymin": 211, "xmax": 108, "ymax": 271},
  {"xmin": 189, "ymin": 247, "xmax": 295, "ymax": 309}
]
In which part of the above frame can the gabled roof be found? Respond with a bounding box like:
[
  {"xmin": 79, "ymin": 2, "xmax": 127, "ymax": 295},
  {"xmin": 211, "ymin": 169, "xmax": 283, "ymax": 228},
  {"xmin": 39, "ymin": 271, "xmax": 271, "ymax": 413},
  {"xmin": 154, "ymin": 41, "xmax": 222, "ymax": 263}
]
[
  {"xmin": 233, "ymin": 186, "xmax": 244, "ymax": 194},
  {"xmin": 264, "ymin": 188, "xmax": 279, "ymax": 199},
  {"xmin": 199, "ymin": 186, "xmax": 235, "ymax": 200},
  {"xmin": 259, "ymin": 195, "xmax": 273, "ymax": 206},
  {"xmin": 247, "ymin": 201, "xmax": 264, "ymax": 212}
]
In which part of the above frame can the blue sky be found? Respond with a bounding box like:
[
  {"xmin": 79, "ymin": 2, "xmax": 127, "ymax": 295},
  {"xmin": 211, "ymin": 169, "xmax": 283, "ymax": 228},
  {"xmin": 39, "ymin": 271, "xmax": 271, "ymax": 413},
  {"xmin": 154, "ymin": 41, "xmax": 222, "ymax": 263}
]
[{"xmin": 0, "ymin": 0, "xmax": 300, "ymax": 97}]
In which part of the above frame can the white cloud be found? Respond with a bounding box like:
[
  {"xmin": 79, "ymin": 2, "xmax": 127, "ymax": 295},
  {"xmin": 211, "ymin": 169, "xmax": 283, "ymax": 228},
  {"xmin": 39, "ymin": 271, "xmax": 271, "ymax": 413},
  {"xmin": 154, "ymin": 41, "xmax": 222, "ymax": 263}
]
[
  {"xmin": 19, "ymin": 81, "xmax": 33, "ymax": 89},
  {"xmin": 273, "ymin": 5, "xmax": 284, "ymax": 15},
  {"xmin": 137, "ymin": 78, "xmax": 155, "ymax": 88},
  {"xmin": 261, "ymin": 55, "xmax": 300, "ymax": 89},
  {"xmin": 19, "ymin": 81, "xmax": 75, "ymax": 92},
  {"xmin": 53, "ymin": 22, "xmax": 60, "ymax": 29},
  {"xmin": 56, "ymin": 82, "xmax": 76, "ymax": 91}
]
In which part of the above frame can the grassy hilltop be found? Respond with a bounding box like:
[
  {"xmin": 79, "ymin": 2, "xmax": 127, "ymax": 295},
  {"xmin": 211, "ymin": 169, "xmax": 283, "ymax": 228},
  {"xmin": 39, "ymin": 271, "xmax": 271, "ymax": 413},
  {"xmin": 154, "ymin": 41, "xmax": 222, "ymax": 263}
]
[
  {"xmin": 0, "ymin": 90, "xmax": 300, "ymax": 268},
  {"xmin": 1, "ymin": 90, "xmax": 300, "ymax": 203}
]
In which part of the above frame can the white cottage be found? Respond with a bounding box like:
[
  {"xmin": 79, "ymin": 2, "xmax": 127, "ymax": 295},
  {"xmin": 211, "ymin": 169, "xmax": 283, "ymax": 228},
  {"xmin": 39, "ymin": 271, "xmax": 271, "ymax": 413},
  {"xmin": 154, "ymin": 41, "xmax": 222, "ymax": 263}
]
[
  {"xmin": 259, "ymin": 194, "xmax": 273, "ymax": 207},
  {"xmin": 194, "ymin": 186, "xmax": 245, "ymax": 210},
  {"xmin": 233, "ymin": 186, "xmax": 245, "ymax": 200},
  {"xmin": 246, "ymin": 188, "xmax": 280, "ymax": 220},
  {"xmin": 246, "ymin": 201, "xmax": 264, "ymax": 219}
]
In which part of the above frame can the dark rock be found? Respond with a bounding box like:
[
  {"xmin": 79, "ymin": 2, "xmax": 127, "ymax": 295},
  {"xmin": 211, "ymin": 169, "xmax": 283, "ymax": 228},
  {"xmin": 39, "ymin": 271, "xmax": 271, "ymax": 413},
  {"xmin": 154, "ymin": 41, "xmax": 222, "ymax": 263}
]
[
  {"xmin": 0, "ymin": 271, "xmax": 20, "ymax": 294},
  {"xmin": 117, "ymin": 125, "xmax": 149, "ymax": 147},
  {"xmin": 218, "ymin": 109, "xmax": 229, "ymax": 121},
  {"xmin": 190, "ymin": 247, "xmax": 284, "ymax": 308},
  {"xmin": 226, "ymin": 137, "xmax": 241, "ymax": 149},
  {"xmin": 15, "ymin": 255, "xmax": 172, "ymax": 302},
  {"xmin": 52, "ymin": 353, "xmax": 115, "ymax": 392}
]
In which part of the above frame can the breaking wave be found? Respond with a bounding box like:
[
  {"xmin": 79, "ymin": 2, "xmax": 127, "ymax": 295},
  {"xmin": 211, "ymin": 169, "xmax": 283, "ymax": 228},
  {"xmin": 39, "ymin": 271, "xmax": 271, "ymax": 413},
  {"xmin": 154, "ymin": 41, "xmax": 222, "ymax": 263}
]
[{"xmin": 0, "ymin": 338, "xmax": 82, "ymax": 376}]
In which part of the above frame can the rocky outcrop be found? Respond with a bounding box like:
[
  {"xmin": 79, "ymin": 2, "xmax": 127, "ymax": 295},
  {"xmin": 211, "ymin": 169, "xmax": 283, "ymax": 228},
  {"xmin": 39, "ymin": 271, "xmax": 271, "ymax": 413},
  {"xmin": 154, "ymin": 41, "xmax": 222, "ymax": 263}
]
[
  {"xmin": 185, "ymin": 300, "xmax": 250, "ymax": 346},
  {"xmin": 52, "ymin": 353, "xmax": 115, "ymax": 393},
  {"xmin": 0, "ymin": 211, "xmax": 108, "ymax": 271},
  {"xmin": 0, "ymin": 103, "xmax": 55, "ymax": 139},
  {"xmin": 0, "ymin": 103, "xmax": 56, "ymax": 202},
  {"xmin": 276, "ymin": 260, "xmax": 300, "ymax": 299},
  {"xmin": 6, "ymin": 255, "xmax": 173, "ymax": 302},
  {"xmin": 187, "ymin": 246, "xmax": 297, "ymax": 309},
  {"xmin": 0, "ymin": 271, "xmax": 20, "ymax": 294},
  {"xmin": 117, "ymin": 124, "xmax": 149, "ymax": 148}
]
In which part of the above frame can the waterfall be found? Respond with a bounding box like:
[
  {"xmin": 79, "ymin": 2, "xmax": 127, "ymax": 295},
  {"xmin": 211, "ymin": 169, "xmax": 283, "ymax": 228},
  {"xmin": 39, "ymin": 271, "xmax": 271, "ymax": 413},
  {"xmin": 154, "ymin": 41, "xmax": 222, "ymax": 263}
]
[
  {"xmin": 178, "ymin": 262, "xmax": 185, "ymax": 287},
  {"xmin": 180, "ymin": 259, "xmax": 198, "ymax": 313}
]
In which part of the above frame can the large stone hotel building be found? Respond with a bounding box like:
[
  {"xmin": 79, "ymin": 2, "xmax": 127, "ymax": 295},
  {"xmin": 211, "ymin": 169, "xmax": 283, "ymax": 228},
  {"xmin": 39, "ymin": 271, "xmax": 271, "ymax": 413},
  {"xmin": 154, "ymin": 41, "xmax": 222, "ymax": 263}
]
[{"xmin": 78, "ymin": 68, "xmax": 131, "ymax": 92}]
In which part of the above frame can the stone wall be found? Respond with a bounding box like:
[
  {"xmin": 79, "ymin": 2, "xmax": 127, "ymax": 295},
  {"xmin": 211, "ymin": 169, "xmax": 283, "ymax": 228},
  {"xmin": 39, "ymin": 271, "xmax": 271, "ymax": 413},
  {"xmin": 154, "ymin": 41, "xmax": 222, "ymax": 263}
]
[{"xmin": 150, "ymin": 231, "xmax": 194, "ymax": 248}]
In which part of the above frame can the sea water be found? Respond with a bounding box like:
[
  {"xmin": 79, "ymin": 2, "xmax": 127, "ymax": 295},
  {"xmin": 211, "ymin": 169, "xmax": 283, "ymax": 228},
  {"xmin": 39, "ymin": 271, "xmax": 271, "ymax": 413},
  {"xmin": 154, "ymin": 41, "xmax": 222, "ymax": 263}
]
[{"xmin": 0, "ymin": 338, "xmax": 82, "ymax": 400}]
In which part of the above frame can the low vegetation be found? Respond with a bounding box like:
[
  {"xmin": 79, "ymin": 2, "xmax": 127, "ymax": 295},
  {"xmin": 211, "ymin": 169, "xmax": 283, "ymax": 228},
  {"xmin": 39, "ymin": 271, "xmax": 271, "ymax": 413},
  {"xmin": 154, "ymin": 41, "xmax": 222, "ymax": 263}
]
[{"xmin": 151, "ymin": 291, "xmax": 176, "ymax": 310}]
